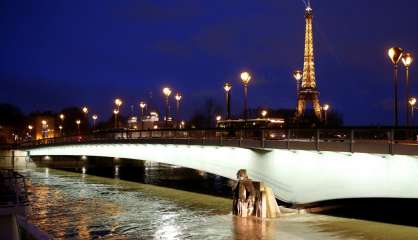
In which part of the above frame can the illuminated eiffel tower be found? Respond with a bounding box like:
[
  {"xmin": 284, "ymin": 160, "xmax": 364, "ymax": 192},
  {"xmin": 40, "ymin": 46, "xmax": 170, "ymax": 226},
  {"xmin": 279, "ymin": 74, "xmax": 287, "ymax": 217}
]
[{"xmin": 296, "ymin": 1, "xmax": 323, "ymax": 121}]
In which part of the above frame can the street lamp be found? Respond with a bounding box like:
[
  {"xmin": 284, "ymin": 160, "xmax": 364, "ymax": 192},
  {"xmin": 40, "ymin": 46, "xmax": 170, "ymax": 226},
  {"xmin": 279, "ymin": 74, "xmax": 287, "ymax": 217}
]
[
  {"xmin": 175, "ymin": 92, "xmax": 182, "ymax": 125},
  {"xmin": 113, "ymin": 109, "xmax": 119, "ymax": 128},
  {"xmin": 59, "ymin": 125, "xmax": 63, "ymax": 136},
  {"xmin": 216, "ymin": 115, "xmax": 222, "ymax": 122},
  {"xmin": 261, "ymin": 110, "xmax": 268, "ymax": 118},
  {"xmin": 163, "ymin": 87, "xmax": 172, "ymax": 127},
  {"xmin": 409, "ymin": 97, "xmax": 417, "ymax": 125},
  {"xmin": 114, "ymin": 98, "xmax": 122, "ymax": 128},
  {"xmin": 59, "ymin": 114, "xmax": 65, "ymax": 135},
  {"xmin": 240, "ymin": 72, "xmax": 251, "ymax": 121},
  {"xmin": 139, "ymin": 101, "xmax": 146, "ymax": 117},
  {"xmin": 224, "ymin": 83, "xmax": 232, "ymax": 120},
  {"xmin": 82, "ymin": 106, "xmax": 89, "ymax": 130},
  {"xmin": 388, "ymin": 47, "xmax": 404, "ymax": 127},
  {"xmin": 323, "ymin": 104, "xmax": 330, "ymax": 125},
  {"xmin": 293, "ymin": 70, "xmax": 303, "ymax": 98},
  {"xmin": 115, "ymin": 98, "xmax": 123, "ymax": 109},
  {"xmin": 402, "ymin": 52, "xmax": 414, "ymax": 125},
  {"xmin": 92, "ymin": 114, "xmax": 98, "ymax": 130},
  {"xmin": 28, "ymin": 125, "xmax": 33, "ymax": 139},
  {"xmin": 76, "ymin": 119, "xmax": 81, "ymax": 134},
  {"xmin": 139, "ymin": 101, "xmax": 146, "ymax": 130}
]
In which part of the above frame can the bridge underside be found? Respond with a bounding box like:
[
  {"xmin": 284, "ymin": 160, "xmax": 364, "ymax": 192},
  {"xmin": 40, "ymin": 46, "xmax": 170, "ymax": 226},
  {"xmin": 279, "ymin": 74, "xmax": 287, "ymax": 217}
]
[{"xmin": 26, "ymin": 143, "xmax": 418, "ymax": 204}]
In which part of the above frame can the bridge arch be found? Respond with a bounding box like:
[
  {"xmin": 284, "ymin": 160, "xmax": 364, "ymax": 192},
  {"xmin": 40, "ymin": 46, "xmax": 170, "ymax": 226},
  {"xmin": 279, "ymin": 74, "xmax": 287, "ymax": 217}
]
[{"xmin": 27, "ymin": 143, "xmax": 418, "ymax": 204}]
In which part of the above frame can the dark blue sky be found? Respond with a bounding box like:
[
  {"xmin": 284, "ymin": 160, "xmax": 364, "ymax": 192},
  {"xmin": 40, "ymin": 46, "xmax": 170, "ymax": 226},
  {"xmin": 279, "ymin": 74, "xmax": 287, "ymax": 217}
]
[{"xmin": 1, "ymin": 0, "xmax": 418, "ymax": 125}]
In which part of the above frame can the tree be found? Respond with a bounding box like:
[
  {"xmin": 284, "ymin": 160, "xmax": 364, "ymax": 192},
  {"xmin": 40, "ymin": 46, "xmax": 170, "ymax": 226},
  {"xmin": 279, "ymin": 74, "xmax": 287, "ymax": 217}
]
[
  {"xmin": 0, "ymin": 103, "xmax": 26, "ymax": 142},
  {"xmin": 190, "ymin": 98, "xmax": 223, "ymax": 128}
]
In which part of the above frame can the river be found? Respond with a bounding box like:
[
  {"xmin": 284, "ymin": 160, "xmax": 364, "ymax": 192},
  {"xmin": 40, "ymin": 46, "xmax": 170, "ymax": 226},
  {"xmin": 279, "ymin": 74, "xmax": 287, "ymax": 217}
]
[{"xmin": 8, "ymin": 156, "xmax": 418, "ymax": 239}]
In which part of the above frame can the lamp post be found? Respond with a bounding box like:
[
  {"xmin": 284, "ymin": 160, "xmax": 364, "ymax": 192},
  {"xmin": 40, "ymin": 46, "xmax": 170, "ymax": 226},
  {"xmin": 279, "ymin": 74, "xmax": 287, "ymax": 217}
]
[
  {"xmin": 388, "ymin": 47, "xmax": 404, "ymax": 127},
  {"xmin": 139, "ymin": 101, "xmax": 146, "ymax": 130},
  {"xmin": 92, "ymin": 114, "xmax": 98, "ymax": 130},
  {"xmin": 139, "ymin": 101, "xmax": 146, "ymax": 117},
  {"xmin": 240, "ymin": 72, "xmax": 251, "ymax": 122},
  {"xmin": 261, "ymin": 110, "xmax": 268, "ymax": 118},
  {"xmin": 82, "ymin": 106, "xmax": 88, "ymax": 131},
  {"xmin": 58, "ymin": 125, "xmax": 63, "ymax": 136},
  {"xmin": 163, "ymin": 87, "xmax": 172, "ymax": 127},
  {"xmin": 59, "ymin": 114, "xmax": 65, "ymax": 135},
  {"xmin": 113, "ymin": 109, "xmax": 119, "ymax": 129},
  {"xmin": 224, "ymin": 83, "xmax": 232, "ymax": 120},
  {"xmin": 323, "ymin": 104, "xmax": 330, "ymax": 126},
  {"xmin": 293, "ymin": 70, "xmax": 303, "ymax": 98},
  {"xmin": 76, "ymin": 120, "xmax": 81, "ymax": 135},
  {"xmin": 28, "ymin": 125, "xmax": 33, "ymax": 139},
  {"xmin": 175, "ymin": 92, "xmax": 182, "ymax": 126},
  {"xmin": 410, "ymin": 97, "xmax": 417, "ymax": 125},
  {"xmin": 402, "ymin": 53, "xmax": 414, "ymax": 125},
  {"xmin": 114, "ymin": 98, "xmax": 122, "ymax": 129}
]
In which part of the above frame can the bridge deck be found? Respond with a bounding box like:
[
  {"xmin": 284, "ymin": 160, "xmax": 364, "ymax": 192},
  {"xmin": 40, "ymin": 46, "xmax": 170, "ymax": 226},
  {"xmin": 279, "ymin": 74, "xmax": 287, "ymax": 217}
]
[{"xmin": 18, "ymin": 128, "xmax": 418, "ymax": 156}]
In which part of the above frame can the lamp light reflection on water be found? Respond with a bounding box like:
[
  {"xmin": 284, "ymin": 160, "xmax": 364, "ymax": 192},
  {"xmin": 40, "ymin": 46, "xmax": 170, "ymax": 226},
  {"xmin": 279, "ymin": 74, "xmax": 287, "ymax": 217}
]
[{"xmin": 114, "ymin": 165, "xmax": 119, "ymax": 178}]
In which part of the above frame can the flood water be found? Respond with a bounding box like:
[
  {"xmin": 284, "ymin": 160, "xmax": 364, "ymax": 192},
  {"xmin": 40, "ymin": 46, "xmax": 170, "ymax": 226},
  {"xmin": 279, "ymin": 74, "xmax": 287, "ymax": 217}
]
[{"xmin": 9, "ymin": 156, "xmax": 418, "ymax": 239}]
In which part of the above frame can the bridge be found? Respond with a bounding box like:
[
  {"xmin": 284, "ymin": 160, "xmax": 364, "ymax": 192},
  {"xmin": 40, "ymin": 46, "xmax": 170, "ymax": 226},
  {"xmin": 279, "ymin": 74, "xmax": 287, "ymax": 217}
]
[{"xmin": 16, "ymin": 127, "xmax": 418, "ymax": 205}]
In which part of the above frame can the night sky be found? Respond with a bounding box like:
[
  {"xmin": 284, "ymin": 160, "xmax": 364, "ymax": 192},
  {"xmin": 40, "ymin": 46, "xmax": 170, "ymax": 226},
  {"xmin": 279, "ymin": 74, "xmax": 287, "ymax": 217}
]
[{"xmin": 1, "ymin": 0, "xmax": 418, "ymax": 125}]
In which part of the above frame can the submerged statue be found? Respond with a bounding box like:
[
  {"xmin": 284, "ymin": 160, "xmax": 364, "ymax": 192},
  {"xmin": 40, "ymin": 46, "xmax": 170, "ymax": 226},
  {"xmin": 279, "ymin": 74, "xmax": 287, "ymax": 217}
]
[
  {"xmin": 232, "ymin": 169, "xmax": 281, "ymax": 218},
  {"xmin": 233, "ymin": 169, "xmax": 256, "ymax": 217}
]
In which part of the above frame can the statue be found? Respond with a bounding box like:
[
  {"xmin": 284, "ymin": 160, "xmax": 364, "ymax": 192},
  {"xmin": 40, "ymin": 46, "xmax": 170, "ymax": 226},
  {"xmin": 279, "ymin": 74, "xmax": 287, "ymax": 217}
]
[
  {"xmin": 232, "ymin": 169, "xmax": 256, "ymax": 217},
  {"xmin": 232, "ymin": 169, "xmax": 281, "ymax": 218}
]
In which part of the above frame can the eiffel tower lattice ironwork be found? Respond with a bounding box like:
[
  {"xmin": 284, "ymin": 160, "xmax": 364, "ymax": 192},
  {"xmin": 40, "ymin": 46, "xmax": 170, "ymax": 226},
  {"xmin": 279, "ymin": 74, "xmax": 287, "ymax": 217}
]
[{"xmin": 296, "ymin": 1, "xmax": 323, "ymax": 121}]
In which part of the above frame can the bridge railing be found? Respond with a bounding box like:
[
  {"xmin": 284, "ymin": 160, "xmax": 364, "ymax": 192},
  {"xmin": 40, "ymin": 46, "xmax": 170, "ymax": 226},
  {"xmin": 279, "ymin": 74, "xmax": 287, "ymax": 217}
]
[{"xmin": 18, "ymin": 128, "xmax": 418, "ymax": 156}]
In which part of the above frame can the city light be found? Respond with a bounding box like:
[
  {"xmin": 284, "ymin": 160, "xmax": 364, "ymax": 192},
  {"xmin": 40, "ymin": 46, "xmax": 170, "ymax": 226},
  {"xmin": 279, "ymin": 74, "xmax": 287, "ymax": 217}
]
[
  {"xmin": 28, "ymin": 125, "xmax": 33, "ymax": 130},
  {"xmin": 115, "ymin": 98, "xmax": 123, "ymax": 107},
  {"xmin": 92, "ymin": 114, "xmax": 98, "ymax": 120},
  {"xmin": 163, "ymin": 87, "xmax": 172, "ymax": 127},
  {"xmin": 241, "ymin": 72, "xmax": 252, "ymax": 121},
  {"xmin": 59, "ymin": 114, "xmax": 65, "ymax": 120},
  {"xmin": 240, "ymin": 72, "xmax": 251, "ymax": 86},
  {"xmin": 175, "ymin": 92, "xmax": 182, "ymax": 101},
  {"xmin": 41, "ymin": 120, "xmax": 47, "ymax": 125},
  {"xmin": 224, "ymin": 83, "xmax": 232, "ymax": 92},
  {"xmin": 261, "ymin": 110, "xmax": 268, "ymax": 118},
  {"xmin": 387, "ymin": 47, "xmax": 404, "ymax": 127},
  {"xmin": 402, "ymin": 52, "xmax": 414, "ymax": 67},
  {"xmin": 216, "ymin": 115, "xmax": 222, "ymax": 121},
  {"xmin": 402, "ymin": 52, "xmax": 414, "ymax": 126},
  {"xmin": 410, "ymin": 97, "xmax": 417, "ymax": 107},
  {"xmin": 163, "ymin": 87, "xmax": 172, "ymax": 97},
  {"xmin": 388, "ymin": 47, "xmax": 404, "ymax": 65},
  {"xmin": 293, "ymin": 70, "xmax": 303, "ymax": 81},
  {"xmin": 113, "ymin": 109, "xmax": 119, "ymax": 115},
  {"xmin": 82, "ymin": 106, "xmax": 88, "ymax": 114}
]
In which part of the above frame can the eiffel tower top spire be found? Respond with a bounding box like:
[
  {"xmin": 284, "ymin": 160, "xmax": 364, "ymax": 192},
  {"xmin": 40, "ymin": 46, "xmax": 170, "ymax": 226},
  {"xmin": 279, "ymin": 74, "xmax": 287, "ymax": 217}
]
[{"xmin": 301, "ymin": 0, "xmax": 316, "ymax": 89}]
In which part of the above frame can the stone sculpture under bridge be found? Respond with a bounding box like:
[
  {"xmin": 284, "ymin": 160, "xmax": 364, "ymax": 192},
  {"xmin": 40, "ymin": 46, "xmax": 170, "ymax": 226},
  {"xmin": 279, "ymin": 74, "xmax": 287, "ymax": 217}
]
[{"xmin": 233, "ymin": 169, "xmax": 281, "ymax": 218}]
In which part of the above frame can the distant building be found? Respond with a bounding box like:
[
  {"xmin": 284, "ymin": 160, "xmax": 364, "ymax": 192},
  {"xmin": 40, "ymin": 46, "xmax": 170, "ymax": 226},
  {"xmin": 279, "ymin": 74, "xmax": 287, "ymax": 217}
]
[
  {"xmin": 141, "ymin": 111, "xmax": 160, "ymax": 130},
  {"xmin": 33, "ymin": 116, "xmax": 55, "ymax": 139}
]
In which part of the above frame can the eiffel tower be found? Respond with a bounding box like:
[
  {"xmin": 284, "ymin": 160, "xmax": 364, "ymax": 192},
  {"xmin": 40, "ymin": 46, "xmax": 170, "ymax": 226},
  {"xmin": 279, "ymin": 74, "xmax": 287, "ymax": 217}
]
[{"xmin": 296, "ymin": 1, "xmax": 323, "ymax": 121}]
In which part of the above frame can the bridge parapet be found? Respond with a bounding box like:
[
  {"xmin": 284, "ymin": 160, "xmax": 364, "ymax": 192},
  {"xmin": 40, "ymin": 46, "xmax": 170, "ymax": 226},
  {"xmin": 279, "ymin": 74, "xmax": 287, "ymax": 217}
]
[{"xmin": 18, "ymin": 128, "xmax": 418, "ymax": 156}]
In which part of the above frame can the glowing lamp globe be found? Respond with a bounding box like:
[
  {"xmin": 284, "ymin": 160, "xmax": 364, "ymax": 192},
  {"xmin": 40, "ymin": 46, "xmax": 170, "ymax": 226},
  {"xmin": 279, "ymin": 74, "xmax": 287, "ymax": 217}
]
[
  {"xmin": 240, "ymin": 72, "xmax": 251, "ymax": 85},
  {"xmin": 402, "ymin": 53, "xmax": 414, "ymax": 67},
  {"xmin": 388, "ymin": 47, "xmax": 404, "ymax": 65}
]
